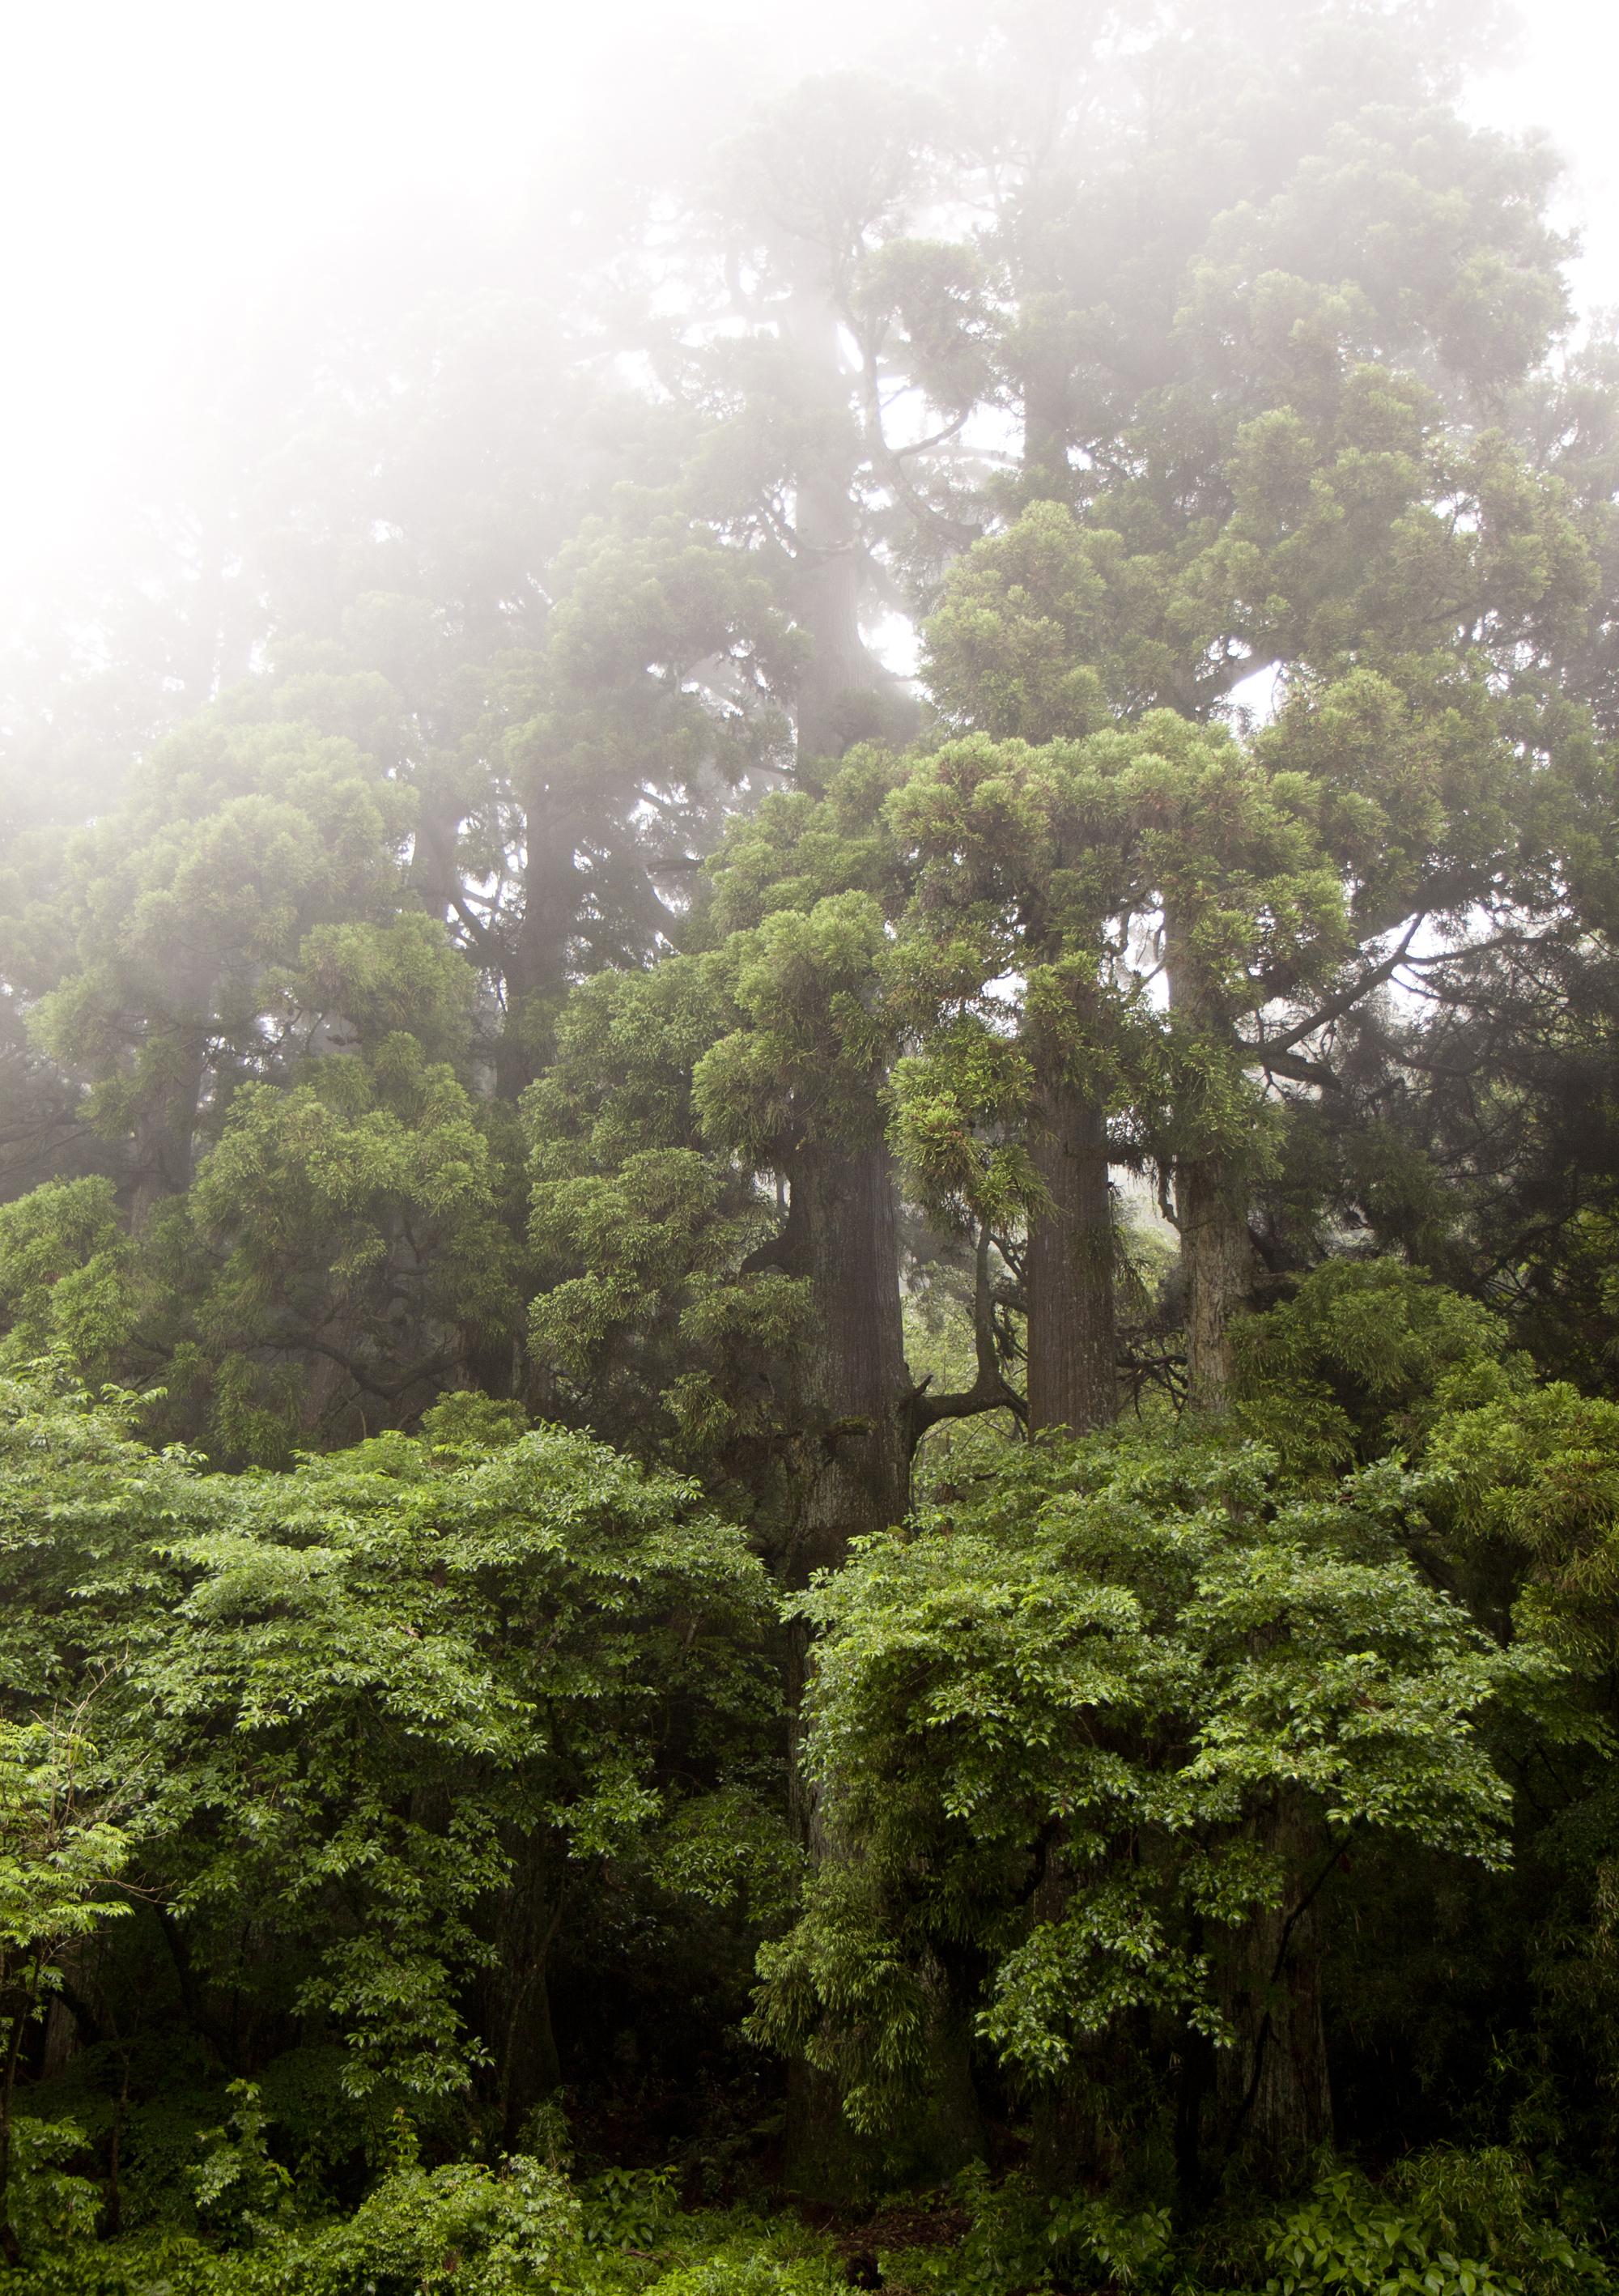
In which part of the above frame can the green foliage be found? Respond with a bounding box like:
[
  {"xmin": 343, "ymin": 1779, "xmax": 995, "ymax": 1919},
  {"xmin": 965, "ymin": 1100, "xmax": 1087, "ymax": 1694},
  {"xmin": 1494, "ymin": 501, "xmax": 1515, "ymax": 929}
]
[
  {"xmin": 0, "ymin": 1373, "xmax": 788, "ymax": 2151},
  {"xmin": 17, "ymin": 710, "xmax": 416, "ymax": 1142},
  {"xmin": 521, "ymin": 760, "xmax": 926, "ymax": 1521},
  {"xmin": 693, "ymin": 892, "xmax": 894, "ymax": 1163},
  {"xmin": 0, "ymin": 2116, "xmax": 104, "ymax": 2267},
  {"xmin": 855, "ymin": 2154, "xmax": 1613, "ymax": 2296},
  {"xmin": 189, "ymin": 2084, "xmax": 295, "ymax": 2249},
  {"xmin": 882, "ymin": 713, "xmax": 1349, "ymax": 1250},
  {"xmin": 754, "ymin": 1426, "xmax": 1549, "ymax": 2132},
  {"xmin": 1262, "ymin": 2154, "xmax": 1609, "ymax": 2296},
  {"xmin": 3, "ymin": 0, "xmax": 1619, "ymax": 2243},
  {"xmin": 0, "ymin": 2166, "xmax": 854, "ymax": 2296},
  {"xmin": 614, "ymin": 2219, "xmax": 843, "ymax": 2296},
  {"xmin": 899, "ymin": 2164, "xmax": 1176, "ymax": 2296},
  {"xmin": 5, "ymin": 2152, "xmax": 588, "ymax": 2294},
  {"xmin": 1234, "ymin": 1261, "xmax": 1530, "ymax": 1473},
  {"xmin": 0, "ymin": 1712, "xmax": 133, "ymax": 1972},
  {"xmin": 920, "ymin": 504, "xmax": 1111, "ymax": 745},
  {"xmin": 291, "ymin": 2150, "xmax": 584, "ymax": 2294},
  {"xmin": 421, "ymin": 1392, "xmax": 531, "ymax": 1454},
  {"xmin": 134, "ymin": 1433, "xmax": 778, "ymax": 2103},
  {"xmin": 581, "ymin": 2164, "xmax": 678, "ymax": 2256},
  {"xmin": 185, "ymin": 1052, "xmax": 516, "ymax": 1457},
  {"xmin": 0, "ymin": 1707, "xmax": 131, "ymax": 2264},
  {"xmin": 523, "ymin": 954, "xmax": 805, "ymax": 1488},
  {"xmin": 1, "ymin": 2159, "xmax": 1607, "ymax": 2296},
  {"xmin": 0, "ymin": 1179, "xmax": 135, "ymax": 1381}
]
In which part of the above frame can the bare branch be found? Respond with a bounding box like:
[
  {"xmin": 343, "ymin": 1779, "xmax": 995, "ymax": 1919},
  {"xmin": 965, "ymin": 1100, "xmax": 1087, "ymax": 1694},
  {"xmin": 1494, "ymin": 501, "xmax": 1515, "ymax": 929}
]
[{"xmin": 907, "ymin": 1222, "xmax": 1026, "ymax": 1440}]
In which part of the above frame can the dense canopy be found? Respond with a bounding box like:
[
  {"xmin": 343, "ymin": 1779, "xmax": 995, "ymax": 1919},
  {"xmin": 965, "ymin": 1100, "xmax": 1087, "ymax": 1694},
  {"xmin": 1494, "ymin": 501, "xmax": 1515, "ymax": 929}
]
[{"xmin": 4, "ymin": 2, "xmax": 1619, "ymax": 2288}]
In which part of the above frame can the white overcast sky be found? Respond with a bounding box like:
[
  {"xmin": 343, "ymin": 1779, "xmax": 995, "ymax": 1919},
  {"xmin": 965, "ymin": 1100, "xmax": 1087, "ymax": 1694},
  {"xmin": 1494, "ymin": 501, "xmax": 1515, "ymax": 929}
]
[{"xmin": 1, "ymin": 0, "xmax": 1615, "ymax": 602}]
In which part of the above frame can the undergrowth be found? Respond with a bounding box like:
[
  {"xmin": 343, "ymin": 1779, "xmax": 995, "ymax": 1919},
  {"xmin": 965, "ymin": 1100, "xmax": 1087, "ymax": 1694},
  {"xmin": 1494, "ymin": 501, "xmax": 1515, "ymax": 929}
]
[{"xmin": 3, "ymin": 2120, "xmax": 1612, "ymax": 2296}]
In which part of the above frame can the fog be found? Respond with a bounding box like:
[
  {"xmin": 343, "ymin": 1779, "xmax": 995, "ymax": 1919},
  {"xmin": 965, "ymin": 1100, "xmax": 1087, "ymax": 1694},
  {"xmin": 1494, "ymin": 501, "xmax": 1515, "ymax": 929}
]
[
  {"xmin": 0, "ymin": 0, "xmax": 894, "ymax": 593},
  {"xmin": 1465, "ymin": 0, "xmax": 1619, "ymax": 312},
  {"xmin": 5, "ymin": 0, "xmax": 1615, "ymax": 605},
  {"xmin": 8, "ymin": 12, "xmax": 1619, "ymax": 2208}
]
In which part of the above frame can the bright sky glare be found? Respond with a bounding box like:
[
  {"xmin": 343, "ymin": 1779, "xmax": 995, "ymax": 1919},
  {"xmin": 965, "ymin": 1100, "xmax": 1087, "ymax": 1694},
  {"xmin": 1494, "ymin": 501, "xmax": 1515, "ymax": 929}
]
[{"xmin": 1, "ymin": 0, "xmax": 1615, "ymax": 606}]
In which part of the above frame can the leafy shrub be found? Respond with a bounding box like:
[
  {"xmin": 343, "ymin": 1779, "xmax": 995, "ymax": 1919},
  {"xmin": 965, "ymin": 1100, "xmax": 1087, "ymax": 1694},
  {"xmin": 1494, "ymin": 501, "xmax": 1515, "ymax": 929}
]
[
  {"xmin": 189, "ymin": 2083, "xmax": 295, "ymax": 2247},
  {"xmin": 3, "ymin": 2115, "xmax": 104, "ymax": 2261},
  {"xmin": 884, "ymin": 2165, "xmax": 1174, "ymax": 2296},
  {"xmin": 7, "ymin": 2154, "xmax": 584, "ymax": 2296},
  {"xmin": 639, "ymin": 2226, "xmax": 844, "ymax": 2296},
  {"xmin": 312, "ymin": 2151, "xmax": 585, "ymax": 2294},
  {"xmin": 583, "ymin": 2166, "xmax": 679, "ymax": 2256},
  {"xmin": 1264, "ymin": 2156, "xmax": 1610, "ymax": 2296}
]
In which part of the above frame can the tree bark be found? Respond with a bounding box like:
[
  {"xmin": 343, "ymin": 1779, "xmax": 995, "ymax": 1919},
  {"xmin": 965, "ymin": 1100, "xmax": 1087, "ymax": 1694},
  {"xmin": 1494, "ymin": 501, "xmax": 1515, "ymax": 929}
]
[
  {"xmin": 483, "ymin": 1829, "xmax": 564, "ymax": 2143},
  {"xmin": 130, "ymin": 1027, "xmax": 208, "ymax": 1233},
  {"xmin": 754, "ymin": 1140, "xmax": 911, "ymax": 1849},
  {"xmin": 773, "ymin": 1140, "xmax": 924, "ymax": 2197},
  {"xmin": 1014, "ymin": 303, "xmax": 1120, "ymax": 1442},
  {"xmin": 770, "ymin": 241, "xmax": 963, "ymax": 2197},
  {"xmin": 1165, "ymin": 910, "xmax": 1252, "ymax": 1411},
  {"xmin": 779, "ymin": 282, "xmax": 883, "ymax": 773},
  {"xmin": 1222, "ymin": 1796, "xmax": 1334, "ymax": 2180},
  {"xmin": 778, "ymin": 1140, "xmax": 911, "ymax": 1589},
  {"xmin": 1025, "ymin": 1077, "xmax": 1116, "ymax": 1435},
  {"xmin": 495, "ymin": 818, "xmax": 581, "ymax": 1102},
  {"xmin": 1019, "ymin": 291, "xmax": 1074, "ymax": 499},
  {"xmin": 1175, "ymin": 1154, "xmax": 1252, "ymax": 1412}
]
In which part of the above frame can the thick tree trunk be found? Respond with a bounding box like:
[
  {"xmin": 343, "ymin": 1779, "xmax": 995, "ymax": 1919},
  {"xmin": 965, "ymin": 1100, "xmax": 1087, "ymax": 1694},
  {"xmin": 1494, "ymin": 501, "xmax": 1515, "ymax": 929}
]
[
  {"xmin": 780, "ymin": 283, "xmax": 882, "ymax": 772},
  {"xmin": 793, "ymin": 466, "xmax": 880, "ymax": 768},
  {"xmin": 130, "ymin": 1031, "xmax": 208, "ymax": 1233},
  {"xmin": 1026, "ymin": 1078, "xmax": 1116, "ymax": 1435},
  {"xmin": 1020, "ymin": 294, "xmax": 1074, "ymax": 498},
  {"xmin": 780, "ymin": 1141, "xmax": 911, "ymax": 1587},
  {"xmin": 1015, "ymin": 321, "xmax": 1119, "ymax": 1440},
  {"xmin": 495, "ymin": 822, "xmax": 581, "ymax": 1101},
  {"xmin": 1175, "ymin": 1155, "xmax": 1251, "ymax": 1412},
  {"xmin": 1221, "ymin": 1796, "xmax": 1334, "ymax": 2180},
  {"xmin": 760, "ymin": 1140, "xmax": 910, "ymax": 1848},
  {"xmin": 776, "ymin": 1140, "xmax": 935, "ymax": 2197},
  {"xmin": 773, "ymin": 251, "xmax": 962, "ymax": 2194},
  {"xmin": 406, "ymin": 776, "xmax": 470, "ymax": 932},
  {"xmin": 1165, "ymin": 910, "xmax": 1252, "ymax": 1411},
  {"xmin": 485, "ymin": 1829, "xmax": 564, "ymax": 2143}
]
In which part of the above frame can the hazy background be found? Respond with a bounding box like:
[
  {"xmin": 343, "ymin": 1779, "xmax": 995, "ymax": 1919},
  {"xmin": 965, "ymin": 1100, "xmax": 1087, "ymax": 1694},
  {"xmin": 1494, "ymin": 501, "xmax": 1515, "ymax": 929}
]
[{"xmin": 2, "ymin": 0, "xmax": 1615, "ymax": 600}]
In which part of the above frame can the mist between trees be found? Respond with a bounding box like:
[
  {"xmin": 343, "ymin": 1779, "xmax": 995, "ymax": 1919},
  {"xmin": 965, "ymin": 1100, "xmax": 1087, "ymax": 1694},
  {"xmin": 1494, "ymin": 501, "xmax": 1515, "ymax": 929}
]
[{"xmin": 3, "ymin": 1, "xmax": 1619, "ymax": 2287}]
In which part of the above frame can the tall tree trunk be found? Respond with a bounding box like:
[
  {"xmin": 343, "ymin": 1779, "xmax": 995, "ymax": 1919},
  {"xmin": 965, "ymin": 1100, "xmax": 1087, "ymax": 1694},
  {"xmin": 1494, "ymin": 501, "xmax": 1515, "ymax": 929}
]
[
  {"xmin": 1020, "ymin": 291, "xmax": 1074, "ymax": 498},
  {"xmin": 774, "ymin": 1140, "xmax": 924, "ymax": 2196},
  {"xmin": 793, "ymin": 463, "xmax": 879, "ymax": 768},
  {"xmin": 769, "ymin": 240, "xmax": 963, "ymax": 2197},
  {"xmin": 1165, "ymin": 911, "xmax": 1252, "ymax": 1411},
  {"xmin": 780, "ymin": 282, "xmax": 882, "ymax": 772},
  {"xmin": 495, "ymin": 816, "xmax": 581, "ymax": 1101},
  {"xmin": 1221, "ymin": 1796, "xmax": 1334, "ymax": 2180},
  {"xmin": 130, "ymin": 1027, "xmax": 208, "ymax": 1233},
  {"xmin": 1017, "ymin": 313, "xmax": 1119, "ymax": 1439},
  {"xmin": 406, "ymin": 775, "xmax": 469, "ymax": 931},
  {"xmin": 1025, "ymin": 1076, "xmax": 1116, "ymax": 1435},
  {"xmin": 1175, "ymin": 1154, "xmax": 1251, "ymax": 1412},
  {"xmin": 780, "ymin": 1140, "xmax": 911, "ymax": 1589},
  {"xmin": 756, "ymin": 1139, "xmax": 909, "ymax": 1850},
  {"xmin": 483, "ymin": 1828, "xmax": 564, "ymax": 2143}
]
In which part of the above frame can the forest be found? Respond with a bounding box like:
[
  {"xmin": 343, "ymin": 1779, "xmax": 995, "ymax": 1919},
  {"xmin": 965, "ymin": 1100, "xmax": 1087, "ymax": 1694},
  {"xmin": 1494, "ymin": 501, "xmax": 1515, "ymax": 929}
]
[{"xmin": 3, "ymin": 0, "xmax": 1619, "ymax": 2288}]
